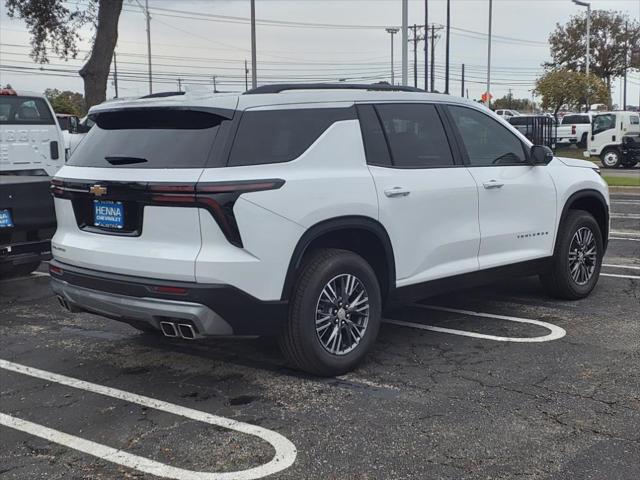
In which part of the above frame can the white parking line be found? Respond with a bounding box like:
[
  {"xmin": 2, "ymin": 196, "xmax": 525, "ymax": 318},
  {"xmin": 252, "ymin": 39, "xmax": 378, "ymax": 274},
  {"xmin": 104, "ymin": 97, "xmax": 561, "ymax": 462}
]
[
  {"xmin": 610, "ymin": 230, "xmax": 640, "ymax": 237},
  {"xmin": 611, "ymin": 200, "xmax": 640, "ymax": 206},
  {"xmin": 384, "ymin": 305, "xmax": 566, "ymax": 343},
  {"xmin": 611, "ymin": 213, "xmax": 640, "ymax": 219},
  {"xmin": 0, "ymin": 359, "xmax": 297, "ymax": 480},
  {"xmin": 610, "ymin": 237, "xmax": 640, "ymax": 242},
  {"xmin": 602, "ymin": 264, "xmax": 640, "ymax": 270},
  {"xmin": 601, "ymin": 273, "xmax": 640, "ymax": 280}
]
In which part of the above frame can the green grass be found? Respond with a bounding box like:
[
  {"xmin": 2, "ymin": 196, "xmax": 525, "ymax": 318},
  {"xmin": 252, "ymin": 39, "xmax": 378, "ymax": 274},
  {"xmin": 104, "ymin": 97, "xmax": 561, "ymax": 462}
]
[
  {"xmin": 603, "ymin": 176, "xmax": 640, "ymax": 187},
  {"xmin": 554, "ymin": 146, "xmax": 591, "ymax": 160}
]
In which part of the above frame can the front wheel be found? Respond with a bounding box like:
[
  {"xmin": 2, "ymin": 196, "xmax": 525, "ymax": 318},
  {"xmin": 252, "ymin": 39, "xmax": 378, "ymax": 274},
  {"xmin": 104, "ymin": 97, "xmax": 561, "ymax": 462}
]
[
  {"xmin": 540, "ymin": 210, "xmax": 603, "ymax": 300},
  {"xmin": 600, "ymin": 148, "xmax": 621, "ymax": 168},
  {"xmin": 279, "ymin": 249, "xmax": 381, "ymax": 376}
]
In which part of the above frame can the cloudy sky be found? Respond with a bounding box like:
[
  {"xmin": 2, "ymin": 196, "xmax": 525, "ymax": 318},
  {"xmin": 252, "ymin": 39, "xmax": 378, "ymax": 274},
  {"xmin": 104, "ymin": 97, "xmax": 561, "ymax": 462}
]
[{"xmin": 1, "ymin": 0, "xmax": 639, "ymax": 106}]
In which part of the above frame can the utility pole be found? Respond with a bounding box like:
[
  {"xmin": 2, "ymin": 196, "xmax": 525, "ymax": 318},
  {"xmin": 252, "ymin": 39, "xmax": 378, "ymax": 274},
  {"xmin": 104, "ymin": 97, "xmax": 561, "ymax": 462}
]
[
  {"xmin": 113, "ymin": 51, "xmax": 118, "ymax": 98},
  {"xmin": 412, "ymin": 24, "xmax": 419, "ymax": 88},
  {"xmin": 445, "ymin": 0, "xmax": 450, "ymax": 94},
  {"xmin": 386, "ymin": 28, "xmax": 399, "ymax": 85},
  {"xmin": 177, "ymin": 78, "xmax": 182, "ymax": 92},
  {"xmin": 401, "ymin": 0, "xmax": 408, "ymax": 86},
  {"xmin": 145, "ymin": 0, "xmax": 152, "ymax": 94},
  {"xmin": 430, "ymin": 24, "xmax": 435, "ymax": 92},
  {"xmin": 424, "ymin": 0, "xmax": 428, "ymax": 91},
  {"xmin": 244, "ymin": 60, "xmax": 249, "ymax": 91},
  {"xmin": 508, "ymin": 88, "xmax": 513, "ymax": 109},
  {"xmin": 250, "ymin": 0, "xmax": 257, "ymax": 89},
  {"xmin": 486, "ymin": 0, "xmax": 493, "ymax": 107},
  {"xmin": 461, "ymin": 64, "xmax": 465, "ymax": 97},
  {"xmin": 623, "ymin": 21, "xmax": 628, "ymax": 110},
  {"xmin": 213, "ymin": 75, "xmax": 217, "ymax": 93}
]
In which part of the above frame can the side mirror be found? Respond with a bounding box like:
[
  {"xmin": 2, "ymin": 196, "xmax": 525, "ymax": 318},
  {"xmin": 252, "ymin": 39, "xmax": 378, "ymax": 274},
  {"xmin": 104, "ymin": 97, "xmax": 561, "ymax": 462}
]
[
  {"xmin": 530, "ymin": 145, "xmax": 554, "ymax": 165},
  {"xmin": 68, "ymin": 116, "xmax": 79, "ymax": 134}
]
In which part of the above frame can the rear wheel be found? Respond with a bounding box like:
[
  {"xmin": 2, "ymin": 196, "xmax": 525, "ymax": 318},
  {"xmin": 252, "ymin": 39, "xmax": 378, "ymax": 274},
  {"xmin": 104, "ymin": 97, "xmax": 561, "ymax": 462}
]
[
  {"xmin": 578, "ymin": 133, "xmax": 588, "ymax": 148},
  {"xmin": 600, "ymin": 148, "xmax": 621, "ymax": 168},
  {"xmin": 540, "ymin": 210, "xmax": 603, "ymax": 300},
  {"xmin": 279, "ymin": 249, "xmax": 381, "ymax": 376}
]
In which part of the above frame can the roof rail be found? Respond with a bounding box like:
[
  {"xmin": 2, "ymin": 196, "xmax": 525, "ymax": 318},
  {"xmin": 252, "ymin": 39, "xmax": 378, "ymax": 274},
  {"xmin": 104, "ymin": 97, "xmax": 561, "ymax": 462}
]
[
  {"xmin": 243, "ymin": 83, "xmax": 424, "ymax": 95},
  {"xmin": 140, "ymin": 91, "xmax": 186, "ymax": 99}
]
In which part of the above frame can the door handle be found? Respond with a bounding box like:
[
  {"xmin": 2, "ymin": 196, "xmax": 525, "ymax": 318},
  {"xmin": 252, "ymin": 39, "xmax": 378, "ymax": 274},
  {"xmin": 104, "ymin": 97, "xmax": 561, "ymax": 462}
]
[
  {"xmin": 384, "ymin": 187, "xmax": 411, "ymax": 198},
  {"xmin": 483, "ymin": 180, "xmax": 504, "ymax": 189}
]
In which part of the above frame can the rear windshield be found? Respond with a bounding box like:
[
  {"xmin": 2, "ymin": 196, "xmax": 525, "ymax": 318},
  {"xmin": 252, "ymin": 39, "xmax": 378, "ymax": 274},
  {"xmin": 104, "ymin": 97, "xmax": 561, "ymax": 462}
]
[
  {"xmin": 562, "ymin": 115, "xmax": 590, "ymax": 124},
  {"xmin": 0, "ymin": 96, "xmax": 54, "ymax": 125},
  {"xmin": 68, "ymin": 108, "xmax": 231, "ymax": 168}
]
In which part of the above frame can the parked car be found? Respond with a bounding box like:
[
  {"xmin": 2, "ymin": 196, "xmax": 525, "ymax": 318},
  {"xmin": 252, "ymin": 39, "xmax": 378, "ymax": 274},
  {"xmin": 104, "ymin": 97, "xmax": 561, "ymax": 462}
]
[
  {"xmin": 0, "ymin": 86, "xmax": 65, "ymax": 176},
  {"xmin": 584, "ymin": 111, "xmax": 640, "ymax": 168},
  {"xmin": 556, "ymin": 113, "xmax": 592, "ymax": 148},
  {"xmin": 495, "ymin": 109, "xmax": 521, "ymax": 119},
  {"xmin": 1, "ymin": 175, "xmax": 56, "ymax": 277},
  {"xmin": 50, "ymin": 83, "xmax": 609, "ymax": 376}
]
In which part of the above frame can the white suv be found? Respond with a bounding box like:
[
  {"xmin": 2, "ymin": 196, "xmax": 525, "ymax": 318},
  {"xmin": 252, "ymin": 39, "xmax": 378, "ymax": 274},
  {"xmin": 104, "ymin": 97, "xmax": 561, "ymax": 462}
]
[{"xmin": 50, "ymin": 84, "xmax": 610, "ymax": 376}]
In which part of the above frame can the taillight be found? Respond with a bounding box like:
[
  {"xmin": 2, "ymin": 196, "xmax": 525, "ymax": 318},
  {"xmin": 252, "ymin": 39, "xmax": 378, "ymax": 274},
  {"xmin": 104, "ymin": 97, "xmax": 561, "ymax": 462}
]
[
  {"xmin": 150, "ymin": 286, "xmax": 188, "ymax": 295},
  {"xmin": 49, "ymin": 265, "xmax": 63, "ymax": 275},
  {"xmin": 572, "ymin": 125, "xmax": 576, "ymax": 135}
]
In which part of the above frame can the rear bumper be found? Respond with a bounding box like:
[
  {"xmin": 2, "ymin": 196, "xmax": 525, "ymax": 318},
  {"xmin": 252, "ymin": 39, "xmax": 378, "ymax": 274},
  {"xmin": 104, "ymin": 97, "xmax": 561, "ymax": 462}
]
[
  {"xmin": 0, "ymin": 240, "xmax": 51, "ymax": 269},
  {"xmin": 49, "ymin": 259, "xmax": 288, "ymax": 336}
]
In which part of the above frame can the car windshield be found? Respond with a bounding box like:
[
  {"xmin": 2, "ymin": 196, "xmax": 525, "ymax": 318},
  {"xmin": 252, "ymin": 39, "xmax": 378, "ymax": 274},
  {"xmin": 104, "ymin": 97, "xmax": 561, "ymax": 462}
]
[{"xmin": 592, "ymin": 114, "xmax": 616, "ymax": 135}]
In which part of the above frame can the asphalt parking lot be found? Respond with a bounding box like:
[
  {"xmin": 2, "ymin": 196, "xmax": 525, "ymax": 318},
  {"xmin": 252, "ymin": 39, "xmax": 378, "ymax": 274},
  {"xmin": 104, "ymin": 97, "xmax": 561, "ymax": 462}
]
[{"xmin": 1, "ymin": 192, "xmax": 638, "ymax": 480}]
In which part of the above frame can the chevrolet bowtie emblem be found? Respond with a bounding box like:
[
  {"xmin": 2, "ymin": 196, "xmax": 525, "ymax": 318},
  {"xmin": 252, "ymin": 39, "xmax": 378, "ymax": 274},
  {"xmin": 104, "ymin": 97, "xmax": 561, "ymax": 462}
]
[{"xmin": 90, "ymin": 184, "xmax": 107, "ymax": 196}]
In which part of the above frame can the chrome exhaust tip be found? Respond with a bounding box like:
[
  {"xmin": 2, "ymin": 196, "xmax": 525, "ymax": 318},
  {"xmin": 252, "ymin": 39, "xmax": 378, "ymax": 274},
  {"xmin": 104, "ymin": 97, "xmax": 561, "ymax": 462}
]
[
  {"xmin": 159, "ymin": 321, "xmax": 179, "ymax": 338},
  {"xmin": 178, "ymin": 323, "xmax": 196, "ymax": 340}
]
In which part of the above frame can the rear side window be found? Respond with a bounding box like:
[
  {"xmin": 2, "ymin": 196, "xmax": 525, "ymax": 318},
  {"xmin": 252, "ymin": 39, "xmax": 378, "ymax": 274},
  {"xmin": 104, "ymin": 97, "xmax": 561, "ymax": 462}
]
[
  {"xmin": 562, "ymin": 115, "xmax": 590, "ymax": 124},
  {"xmin": 69, "ymin": 108, "xmax": 231, "ymax": 168},
  {"xmin": 228, "ymin": 107, "xmax": 354, "ymax": 166},
  {"xmin": 375, "ymin": 103, "xmax": 454, "ymax": 168},
  {"xmin": 0, "ymin": 96, "xmax": 54, "ymax": 125}
]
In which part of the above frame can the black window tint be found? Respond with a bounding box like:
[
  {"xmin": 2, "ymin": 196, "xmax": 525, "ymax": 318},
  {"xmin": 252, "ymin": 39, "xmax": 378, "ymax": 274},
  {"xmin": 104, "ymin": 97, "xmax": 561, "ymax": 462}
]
[
  {"xmin": 375, "ymin": 103, "xmax": 454, "ymax": 168},
  {"xmin": 562, "ymin": 115, "xmax": 590, "ymax": 124},
  {"xmin": 357, "ymin": 105, "xmax": 391, "ymax": 166},
  {"xmin": 69, "ymin": 109, "xmax": 230, "ymax": 168},
  {"xmin": 228, "ymin": 107, "xmax": 354, "ymax": 166},
  {"xmin": 0, "ymin": 96, "xmax": 54, "ymax": 125},
  {"xmin": 448, "ymin": 105, "xmax": 526, "ymax": 166}
]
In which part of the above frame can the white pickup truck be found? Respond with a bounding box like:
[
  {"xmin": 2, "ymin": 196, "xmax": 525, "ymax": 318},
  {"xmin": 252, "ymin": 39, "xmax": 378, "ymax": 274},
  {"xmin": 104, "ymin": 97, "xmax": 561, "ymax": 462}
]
[{"xmin": 556, "ymin": 113, "xmax": 591, "ymax": 148}]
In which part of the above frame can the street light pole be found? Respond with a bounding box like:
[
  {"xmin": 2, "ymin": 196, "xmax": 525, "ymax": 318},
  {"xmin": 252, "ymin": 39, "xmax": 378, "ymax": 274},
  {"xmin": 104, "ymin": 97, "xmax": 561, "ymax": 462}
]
[
  {"xmin": 445, "ymin": 0, "xmax": 450, "ymax": 94},
  {"xmin": 386, "ymin": 28, "xmax": 399, "ymax": 85},
  {"xmin": 250, "ymin": 0, "xmax": 257, "ymax": 89},
  {"xmin": 401, "ymin": 0, "xmax": 408, "ymax": 86},
  {"xmin": 573, "ymin": 0, "xmax": 591, "ymax": 111},
  {"xmin": 486, "ymin": 0, "xmax": 492, "ymax": 107}
]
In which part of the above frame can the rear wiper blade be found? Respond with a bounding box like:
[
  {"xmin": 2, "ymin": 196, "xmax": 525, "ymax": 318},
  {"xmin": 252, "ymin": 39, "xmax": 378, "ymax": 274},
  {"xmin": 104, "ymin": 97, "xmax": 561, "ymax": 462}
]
[{"xmin": 105, "ymin": 156, "xmax": 148, "ymax": 165}]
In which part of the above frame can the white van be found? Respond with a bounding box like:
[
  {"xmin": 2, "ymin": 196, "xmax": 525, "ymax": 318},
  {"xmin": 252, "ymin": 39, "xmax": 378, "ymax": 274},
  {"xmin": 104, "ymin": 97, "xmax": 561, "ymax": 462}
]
[
  {"xmin": 0, "ymin": 87, "xmax": 66, "ymax": 176},
  {"xmin": 585, "ymin": 111, "xmax": 640, "ymax": 168}
]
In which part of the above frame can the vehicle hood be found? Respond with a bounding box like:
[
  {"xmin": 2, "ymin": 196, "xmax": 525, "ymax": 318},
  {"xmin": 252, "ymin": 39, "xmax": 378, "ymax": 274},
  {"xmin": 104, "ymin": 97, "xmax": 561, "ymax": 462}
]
[{"xmin": 556, "ymin": 156, "xmax": 599, "ymax": 170}]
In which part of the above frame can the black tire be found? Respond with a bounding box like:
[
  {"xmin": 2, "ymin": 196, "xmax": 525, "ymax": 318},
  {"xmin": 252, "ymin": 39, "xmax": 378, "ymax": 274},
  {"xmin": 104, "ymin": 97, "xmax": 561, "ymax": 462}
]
[
  {"xmin": 540, "ymin": 210, "xmax": 603, "ymax": 300},
  {"xmin": 578, "ymin": 133, "xmax": 588, "ymax": 149},
  {"xmin": 279, "ymin": 248, "xmax": 382, "ymax": 376},
  {"xmin": 1, "ymin": 261, "xmax": 41, "ymax": 279},
  {"xmin": 600, "ymin": 148, "xmax": 621, "ymax": 168}
]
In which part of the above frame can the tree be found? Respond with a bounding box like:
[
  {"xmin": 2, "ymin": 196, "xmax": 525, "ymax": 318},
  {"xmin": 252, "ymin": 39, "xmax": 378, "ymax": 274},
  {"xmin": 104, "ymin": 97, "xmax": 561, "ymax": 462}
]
[
  {"xmin": 492, "ymin": 96, "xmax": 534, "ymax": 112},
  {"xmin": 534, "ymin": 69, "xmax": 609, "ymax": 117},
  {"xmin": 44, "ymin": 89, "xmax": 86, "ymax": 116},
  {"xmin": 547, "ymin": 10, "xmax": 640, "ymax": 103},
  {"xmin": 6, "ymin": 0, "xmax": 123, "ymax": 109}
]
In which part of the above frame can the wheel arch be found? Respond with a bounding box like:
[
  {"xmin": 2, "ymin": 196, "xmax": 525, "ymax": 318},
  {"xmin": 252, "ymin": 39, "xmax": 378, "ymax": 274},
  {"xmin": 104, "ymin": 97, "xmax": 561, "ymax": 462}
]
[
  {"xmin": 559, "ymin": 189, "xmax": 609, "ymax": 252},
  {"xmin": 281, "ymin": 216, "xmax": 396, "ymax": 303}
]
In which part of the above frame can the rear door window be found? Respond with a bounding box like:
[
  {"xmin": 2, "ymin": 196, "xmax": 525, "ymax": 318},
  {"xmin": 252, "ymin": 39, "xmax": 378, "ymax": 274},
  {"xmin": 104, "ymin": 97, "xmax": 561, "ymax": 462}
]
[
  {"xmin": 0, "ymin": 96, "xmax": 54, "ymax": 125},
  {"xmin": 374, "ymin": 103, "xmax": 455, "ymax": 168},
  {"xmin": 68, "ymin": 108, "xmax": 232, "ymax": 168},
  {"xmin": 228, "ymin": 107, "xmax": 355, "ymax": 166}
]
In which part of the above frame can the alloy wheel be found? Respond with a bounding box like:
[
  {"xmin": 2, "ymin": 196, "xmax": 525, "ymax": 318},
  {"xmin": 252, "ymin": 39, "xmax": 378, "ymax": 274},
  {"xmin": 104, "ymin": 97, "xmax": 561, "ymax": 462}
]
[
  {"xmin": 315, "ymin": 274, "xmax": 369, "ymax": 356},
  {"xmin": 568, "ymin": 227, "xmax": 597, "ymax": 285}
]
